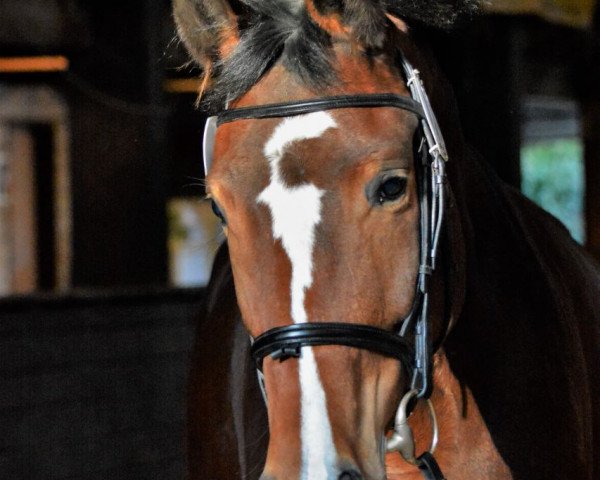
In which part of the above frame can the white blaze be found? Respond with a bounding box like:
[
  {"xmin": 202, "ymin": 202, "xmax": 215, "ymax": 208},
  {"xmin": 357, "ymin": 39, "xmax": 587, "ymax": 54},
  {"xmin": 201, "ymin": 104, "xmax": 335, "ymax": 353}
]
[{"xmin": 258, "ymin": 112, "xmax": 338, "ymax": 479}]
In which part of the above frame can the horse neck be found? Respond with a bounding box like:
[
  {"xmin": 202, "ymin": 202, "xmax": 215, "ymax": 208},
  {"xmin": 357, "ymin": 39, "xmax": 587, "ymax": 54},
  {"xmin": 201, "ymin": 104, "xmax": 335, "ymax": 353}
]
[{"xmin": 441, "ymin": 145, "xmax": 598, "ymax": 479}]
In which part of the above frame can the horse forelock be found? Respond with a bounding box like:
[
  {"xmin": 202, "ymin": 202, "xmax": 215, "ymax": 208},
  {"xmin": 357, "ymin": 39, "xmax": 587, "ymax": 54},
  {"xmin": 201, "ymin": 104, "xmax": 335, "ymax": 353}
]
[{"xmin": 200, "ymin": 0, "xmax": 481, "ymax": 111}]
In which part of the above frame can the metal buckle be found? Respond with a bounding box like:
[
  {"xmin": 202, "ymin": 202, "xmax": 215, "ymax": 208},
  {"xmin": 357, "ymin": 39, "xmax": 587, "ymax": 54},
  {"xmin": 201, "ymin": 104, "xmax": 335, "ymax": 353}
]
[
  {"xmin": 202, "ymin": 116, "xmax": 218, "ymax": 175},
  {"xmin": 401, "ymin": 60, "xmax": 449, "ymax": 163},
  {"xmin": 386, "ymin": 389, "xmax": 439, "ymax": 465}
]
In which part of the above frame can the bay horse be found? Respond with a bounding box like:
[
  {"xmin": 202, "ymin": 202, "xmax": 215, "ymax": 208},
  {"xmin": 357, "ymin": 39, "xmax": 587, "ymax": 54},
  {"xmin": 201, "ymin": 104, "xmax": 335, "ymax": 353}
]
[{"xmin": 173, "ymin": 1, "xmax": 599, "ymax": 479}]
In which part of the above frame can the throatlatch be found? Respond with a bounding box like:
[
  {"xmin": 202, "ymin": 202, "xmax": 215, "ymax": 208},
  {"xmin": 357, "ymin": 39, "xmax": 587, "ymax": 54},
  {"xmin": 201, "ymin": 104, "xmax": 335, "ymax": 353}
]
[{"xmin": 203, "ymin": 53, "xmax": 448, "ymax": 480}]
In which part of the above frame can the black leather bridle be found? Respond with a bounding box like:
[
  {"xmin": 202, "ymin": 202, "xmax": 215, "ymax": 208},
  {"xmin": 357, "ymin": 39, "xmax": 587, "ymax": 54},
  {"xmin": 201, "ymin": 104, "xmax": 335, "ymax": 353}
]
[{"xmin": 203, "ymin": 55, "xmax": 449, "ymax": 479}]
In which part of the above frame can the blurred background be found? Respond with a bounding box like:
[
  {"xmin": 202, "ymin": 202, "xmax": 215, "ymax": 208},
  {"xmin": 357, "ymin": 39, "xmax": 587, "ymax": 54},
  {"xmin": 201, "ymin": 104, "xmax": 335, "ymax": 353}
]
[{"xmin": 0, "ymin": 1, "xmax": 598, "ymax": 479}]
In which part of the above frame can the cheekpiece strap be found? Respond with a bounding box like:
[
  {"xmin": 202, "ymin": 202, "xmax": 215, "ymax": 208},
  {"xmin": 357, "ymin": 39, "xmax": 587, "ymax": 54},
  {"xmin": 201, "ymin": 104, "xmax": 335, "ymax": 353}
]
[{"xmin": 417, "ymin": 452, "xmax": 447, "ymax": 480}]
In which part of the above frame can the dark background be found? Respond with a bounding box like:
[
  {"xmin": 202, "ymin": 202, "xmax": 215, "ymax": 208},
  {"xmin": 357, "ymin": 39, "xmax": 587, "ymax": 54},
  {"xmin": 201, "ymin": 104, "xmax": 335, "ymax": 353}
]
[{"xmin": 0, "ymin": 289, "xmax": 201, "ymax": 479}]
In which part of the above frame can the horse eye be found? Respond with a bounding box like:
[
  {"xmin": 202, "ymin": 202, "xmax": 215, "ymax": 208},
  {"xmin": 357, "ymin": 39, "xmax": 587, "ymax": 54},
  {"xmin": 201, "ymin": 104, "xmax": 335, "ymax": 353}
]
[
  {"xmin": 210, "ymin": 200, "xmax": 226, "ymax": 224},
  {"xmin": 378, "ymin": 177, "xmax": 407, "ymax": 204}
]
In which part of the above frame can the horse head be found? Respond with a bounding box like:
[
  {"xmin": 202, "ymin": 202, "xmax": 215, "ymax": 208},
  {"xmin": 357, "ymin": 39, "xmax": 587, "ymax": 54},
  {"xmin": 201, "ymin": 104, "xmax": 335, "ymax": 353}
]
[{"xmin": 175, "ymin": 1, "xmax": 474, "ymax": 478}]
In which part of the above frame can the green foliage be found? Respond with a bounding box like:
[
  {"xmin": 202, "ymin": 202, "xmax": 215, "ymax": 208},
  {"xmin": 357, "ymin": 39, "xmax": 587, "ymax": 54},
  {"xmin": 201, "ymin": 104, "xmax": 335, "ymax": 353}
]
[{"xmin": 521, "ymin": 138, "xmax": 585, "ymax": 243}]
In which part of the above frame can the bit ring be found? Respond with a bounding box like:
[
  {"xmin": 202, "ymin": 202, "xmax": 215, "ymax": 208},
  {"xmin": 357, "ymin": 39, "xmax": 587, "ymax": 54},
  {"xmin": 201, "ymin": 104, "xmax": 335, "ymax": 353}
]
[{"xmin": 386, "ymin": 389, "xmax": 439, "ymax": 465}]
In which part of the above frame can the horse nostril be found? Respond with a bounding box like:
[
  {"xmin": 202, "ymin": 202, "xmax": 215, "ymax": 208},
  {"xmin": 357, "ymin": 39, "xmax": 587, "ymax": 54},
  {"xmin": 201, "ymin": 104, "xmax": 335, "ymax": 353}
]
[{"xmin": 338, "ymin": 471, "xmax": 362, "ymax": 480}]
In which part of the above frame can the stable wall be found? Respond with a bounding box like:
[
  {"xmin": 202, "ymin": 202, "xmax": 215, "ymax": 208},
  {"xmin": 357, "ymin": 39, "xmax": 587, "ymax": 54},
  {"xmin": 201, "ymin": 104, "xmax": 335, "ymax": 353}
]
[{"xmin": 0, "ymin": 289, "xmax": 203, "ymax": 479}]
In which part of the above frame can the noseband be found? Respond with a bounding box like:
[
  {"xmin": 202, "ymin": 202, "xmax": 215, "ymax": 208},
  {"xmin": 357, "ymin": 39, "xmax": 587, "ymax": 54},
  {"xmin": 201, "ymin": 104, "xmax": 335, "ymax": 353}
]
[{"xmin": 204, "ymin": 55, "xmax": 449, "ymax": 479}]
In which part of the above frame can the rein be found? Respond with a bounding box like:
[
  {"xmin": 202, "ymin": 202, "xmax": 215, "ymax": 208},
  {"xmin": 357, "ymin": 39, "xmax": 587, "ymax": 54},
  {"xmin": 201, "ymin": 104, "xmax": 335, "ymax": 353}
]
[{"xmin": 203, "ymin": 55, "xmax": 449, "ymax": 480}]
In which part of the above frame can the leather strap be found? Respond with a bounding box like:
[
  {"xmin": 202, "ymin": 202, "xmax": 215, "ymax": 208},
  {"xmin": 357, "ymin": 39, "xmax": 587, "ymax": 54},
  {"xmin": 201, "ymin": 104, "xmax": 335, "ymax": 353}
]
[
  {"xmin": 417, "ymin": 452, "xmax": 447, "ymax": 480},
  {"xmin": 217, "ymin": 93, "xmax": 425, "ymax": 125},
  {"xmin": 251, "ymin": 322, "xmax": 415, "ymax": 371}
]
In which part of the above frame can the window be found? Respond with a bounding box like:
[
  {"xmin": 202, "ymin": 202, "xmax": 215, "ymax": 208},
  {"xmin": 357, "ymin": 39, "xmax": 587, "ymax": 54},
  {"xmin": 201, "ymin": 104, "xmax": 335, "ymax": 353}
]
[
  {"xmin": 0, "ymin": 86, "xmax": 71, "ymax": 294},
  {"xmin": 521, "ymin": 96, "xmax": 585, "ymax": 243},
  {"xmin": 168, "ymin": 198, "xmax": 222, "ymax": 287}
]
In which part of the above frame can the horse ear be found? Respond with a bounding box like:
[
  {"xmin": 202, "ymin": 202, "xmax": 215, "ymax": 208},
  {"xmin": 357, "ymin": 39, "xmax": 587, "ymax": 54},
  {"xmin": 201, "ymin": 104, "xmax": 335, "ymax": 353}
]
[
  {"xmin": 304, "ymin": 0, "xmax": 388, "ymax": 48},
  {"xmin": 173, "ymin": 0, "xmax": 241, "ymax": 74},
  {"xmin": 385, "ymin": 13, "xmax": 409, "ymax": 34}
]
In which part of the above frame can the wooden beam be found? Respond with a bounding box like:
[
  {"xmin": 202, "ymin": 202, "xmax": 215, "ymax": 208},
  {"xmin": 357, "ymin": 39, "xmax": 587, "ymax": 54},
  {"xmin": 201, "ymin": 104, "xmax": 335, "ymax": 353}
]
[
  {"xmin": 485, "ymin": 0, "xmax": 595, "ymax": 29},
  {"xmin": 163, "ymin": 78, "xmax": 202, "ymax": 94},
  {"xmin": 0, "ymin": 56, "xmax": 69, "ymax": 73}
]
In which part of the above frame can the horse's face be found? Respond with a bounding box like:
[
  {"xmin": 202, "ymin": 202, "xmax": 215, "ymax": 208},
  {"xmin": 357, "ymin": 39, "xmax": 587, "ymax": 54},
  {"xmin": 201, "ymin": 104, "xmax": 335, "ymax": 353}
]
[{"xmin": 207, "ymin": 52, "xmax": 421, "ymax": 478}]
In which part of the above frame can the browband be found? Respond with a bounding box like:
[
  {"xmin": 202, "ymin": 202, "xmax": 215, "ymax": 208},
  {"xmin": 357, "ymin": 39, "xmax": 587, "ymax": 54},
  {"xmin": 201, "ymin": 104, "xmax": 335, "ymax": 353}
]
[
  {"xmin": 251, "ymin": 322, "xmax": 414, "ymax": 371},
  {"xmin": 217, "ymin": 93, "xmax": 425, "ymax": 125}
]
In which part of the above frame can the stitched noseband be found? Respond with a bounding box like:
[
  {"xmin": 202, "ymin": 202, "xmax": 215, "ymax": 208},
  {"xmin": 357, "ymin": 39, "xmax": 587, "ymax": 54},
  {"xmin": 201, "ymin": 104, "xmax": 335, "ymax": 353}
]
[{"xmin": 251, "ymin": 322, "xmax": 415, "ymax": 372}]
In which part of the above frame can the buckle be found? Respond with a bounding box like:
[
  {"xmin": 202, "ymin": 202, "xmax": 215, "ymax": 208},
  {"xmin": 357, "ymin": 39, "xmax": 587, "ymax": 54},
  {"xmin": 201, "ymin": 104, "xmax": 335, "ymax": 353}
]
[
  {"xmin": 202, "ymin": 116, "xmax": 218, "ymax": 175},
  {"xmin": 401, "ymin": 61, "xmax": 449, "ymax": 163}
]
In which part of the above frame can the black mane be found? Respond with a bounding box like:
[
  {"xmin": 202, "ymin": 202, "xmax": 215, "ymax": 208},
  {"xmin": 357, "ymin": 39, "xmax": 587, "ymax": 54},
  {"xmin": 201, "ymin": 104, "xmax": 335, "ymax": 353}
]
[{"xmin": 202, "ymin": 0, "xmax": 480, "ymax": 111}]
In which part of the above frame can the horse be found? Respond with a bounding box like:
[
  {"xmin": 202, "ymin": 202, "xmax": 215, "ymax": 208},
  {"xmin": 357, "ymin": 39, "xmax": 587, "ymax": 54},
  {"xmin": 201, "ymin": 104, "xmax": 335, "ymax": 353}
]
[{"xmin": 173, "ymin": 1, "xmax": 599, "ymax": 479}]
